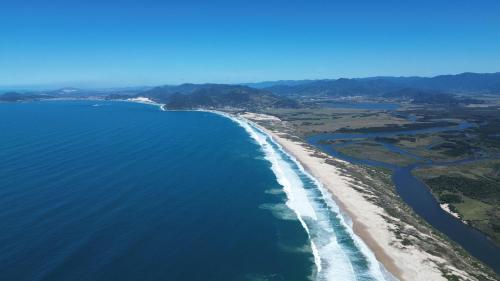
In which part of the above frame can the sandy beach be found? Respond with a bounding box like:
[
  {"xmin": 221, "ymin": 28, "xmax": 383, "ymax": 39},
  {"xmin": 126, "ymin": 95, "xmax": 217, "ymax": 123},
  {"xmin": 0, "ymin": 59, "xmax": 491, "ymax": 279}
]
[
  {"xmin": 126, "ymin": 97, "xmax": 166, "ymax": 111},
  {"xmin": 439, "ymin": 203, "xmax": 463, "ymax": 221},
  {"xmin": 240, "ymin": 112, "xmax": 473, "ymax": 281}
]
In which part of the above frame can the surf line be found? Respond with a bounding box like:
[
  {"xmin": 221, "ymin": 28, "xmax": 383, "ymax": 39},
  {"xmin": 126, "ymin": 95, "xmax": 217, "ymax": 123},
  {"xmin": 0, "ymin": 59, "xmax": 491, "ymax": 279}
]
[
  {"xmin": 213, "ymin": 112, "xmax": 391, "ymax": 281},
  {"xmin": 218, "ymin": 112, "xmax": 323, "ymax": 274},
  {"xmin": 149, "ymin": 106, "xmax": 392, "ymax": 281}
]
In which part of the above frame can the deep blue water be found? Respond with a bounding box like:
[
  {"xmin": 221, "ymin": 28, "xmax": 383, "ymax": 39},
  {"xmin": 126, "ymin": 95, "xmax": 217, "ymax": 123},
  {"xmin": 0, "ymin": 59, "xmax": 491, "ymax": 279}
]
[
  {"xmin": 0, "ymin": 101, "xmax": 314, "ymax": 281},
  {"xmin": 0, "ymin": 101, "xmax": 392, "ymax": 281}
]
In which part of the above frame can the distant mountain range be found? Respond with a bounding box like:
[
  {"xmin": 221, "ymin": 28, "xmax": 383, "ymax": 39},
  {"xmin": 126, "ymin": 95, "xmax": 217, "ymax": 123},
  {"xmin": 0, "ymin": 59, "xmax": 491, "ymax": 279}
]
[
  {"xmin": 0, "ymin": 86, "xmax": 153, "ymax": 102},
  {"xmin": 241, "ymin": 80, "xmax": 318, "ymax": 89},
  {"xmin": 256, "ymin": 72, "xmax": 500, "ymax": 96},
  {"xmin": 137, "ymin": 84, "xmax": 299, "ymax": 109},
  {"xmin": 0, "ymin": 92, "xmax": 55, "ymax": 102},
  {"xmin": 41, "ymin": 86, "xmax": 153, "ymax": 97},
  {"xmin": 2, "ymin": 72, "xmax": 499, "ymax": 108}
]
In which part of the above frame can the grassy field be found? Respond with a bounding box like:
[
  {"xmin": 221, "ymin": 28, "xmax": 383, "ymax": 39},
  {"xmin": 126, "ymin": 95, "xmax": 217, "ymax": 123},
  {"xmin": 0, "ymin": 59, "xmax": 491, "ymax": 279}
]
[
  {"xmin": 414, "ymin": 160, "xmax": 500, "ymax": 244},
  {"xmin": 261, "ymin": 108, "xmax": 411, "ymax": 136},
  {"xmin": 335, "ymin": 141, "xmax": 419, "ymax": 166},
  {"xmin": 375, "ymin": 132, "xmax": 477, "ymax": 162}
]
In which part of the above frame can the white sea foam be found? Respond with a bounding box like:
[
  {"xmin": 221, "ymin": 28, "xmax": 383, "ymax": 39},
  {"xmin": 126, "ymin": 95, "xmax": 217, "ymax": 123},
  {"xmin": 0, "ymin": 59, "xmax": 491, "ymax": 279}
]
[{"xmin": 215, "ymin": 111, "xmax": 390, "ymax": 281}]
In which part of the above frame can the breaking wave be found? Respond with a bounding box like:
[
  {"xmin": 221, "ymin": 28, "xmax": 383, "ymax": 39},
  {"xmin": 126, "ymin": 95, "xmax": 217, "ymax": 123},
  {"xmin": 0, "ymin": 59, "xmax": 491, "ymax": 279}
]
[{"xmin": 218, "ymin": 112, "xmax": 394, "ymax": 281}]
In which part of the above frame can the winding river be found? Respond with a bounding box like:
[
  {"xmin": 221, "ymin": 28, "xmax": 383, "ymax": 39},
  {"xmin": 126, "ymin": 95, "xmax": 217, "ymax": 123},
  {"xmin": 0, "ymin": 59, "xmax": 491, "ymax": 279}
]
[{"xmin": 307, "ymin": 121, "xmax": 500, "ymax": 274}]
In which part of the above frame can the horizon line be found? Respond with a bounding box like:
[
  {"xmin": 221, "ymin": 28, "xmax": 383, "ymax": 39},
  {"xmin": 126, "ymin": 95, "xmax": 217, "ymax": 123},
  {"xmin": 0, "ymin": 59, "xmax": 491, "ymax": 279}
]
[{"xmin": 1, "ymin": 71, "xmax": 499, "ymax": 92}]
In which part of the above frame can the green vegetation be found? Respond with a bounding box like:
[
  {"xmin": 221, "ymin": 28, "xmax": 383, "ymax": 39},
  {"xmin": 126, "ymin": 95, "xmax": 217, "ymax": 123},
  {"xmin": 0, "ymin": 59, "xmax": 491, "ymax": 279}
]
[
  {"xmin": 415, "ymin": 160, "xmax": 500, "ymax": 244},
  {"xmin": 138, "ymin": 84, "xmax": 299, "ymax": 110},
  {"xmin": 373, "ymin": 132, "xmax": 476, "ymax": 162},
  {"xmin": 335, "ymin": 141, "xmax": 418, "ymax": 166},
  {"xmin": 261, "ymin": 107, "xmax": 411, "ymax": 136},
  {"xmin": 264, "ymin": 72, "xmax": 500, "ymax": 97},
  {"xmin": 103, "ymin": 84, "xmax": 300, "ymax": 110},
  {"xmin": 336, "ymin": 120, "xmax": 456, "ymax": 133},
  {"xmin": 263, "ymin": 97, "xmax": 500, "ymax": 251},
  {"xmin": 6, "ymin": 76, "xmax": 500, "ymax": 277},
  {"xmin": 253, "ymin": 103, "xmax": 499, "ymax": 280}
]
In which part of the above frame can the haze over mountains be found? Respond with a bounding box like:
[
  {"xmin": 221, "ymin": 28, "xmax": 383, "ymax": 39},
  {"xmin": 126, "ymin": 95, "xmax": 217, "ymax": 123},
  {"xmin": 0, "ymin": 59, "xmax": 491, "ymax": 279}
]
[
  {"xmin": 138, "ymin": 84, "xmax": 299, "ymax": 109},
  {"xmin": 253, "ymin": 72, "xmax": 500, "ymax": 96},
  {"xmin": 2, "ymin": 72, "xmax": 500, "ymax": 108}
]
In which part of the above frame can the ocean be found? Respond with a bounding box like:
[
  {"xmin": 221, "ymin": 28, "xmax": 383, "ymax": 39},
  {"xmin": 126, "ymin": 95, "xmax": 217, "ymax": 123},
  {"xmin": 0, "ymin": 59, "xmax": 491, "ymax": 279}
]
[{"xmin": 0, "ymin": 100, "xmax": 389, "ymax": 281}]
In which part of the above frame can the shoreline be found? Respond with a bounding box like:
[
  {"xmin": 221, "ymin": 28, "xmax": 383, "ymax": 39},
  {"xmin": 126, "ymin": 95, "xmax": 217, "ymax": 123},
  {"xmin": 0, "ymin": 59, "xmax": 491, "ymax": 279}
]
[
  {"xmin": 227, "ymin": 112, "xmax": 391, "ymax": 280},
  {"xmin": 439, "ymin": 203, "xmax": 466, "ymax": 223},
  {"xmin": 267, "ymin": 130, "xmax": 407, "ymax": 279},
  {"xmin": 125, "ymin": 97, "xmax": 166, "ymax": 111},
  {"xmin": 5, "ymin": 100, "xmax": 494, "ymax": 279},
  {"xmin": 120, "ymin": 102, "xmax": 494, "ymax": 280},
  {"xmin": 238, "ymin": 112, "xmax": 470, "ymax": 281}
]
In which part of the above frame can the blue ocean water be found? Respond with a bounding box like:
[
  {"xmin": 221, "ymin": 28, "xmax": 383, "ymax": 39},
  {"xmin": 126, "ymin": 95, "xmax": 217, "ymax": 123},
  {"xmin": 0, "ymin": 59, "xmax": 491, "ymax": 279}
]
[{"xmin": 0, "ymin": 101, "xmax": 388, "ymax": 281}]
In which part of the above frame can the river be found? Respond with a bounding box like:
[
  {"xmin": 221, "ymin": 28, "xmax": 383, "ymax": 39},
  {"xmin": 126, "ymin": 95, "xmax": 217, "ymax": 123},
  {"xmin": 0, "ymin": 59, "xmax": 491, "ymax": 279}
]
[{"xmin": 307, "ymin": 121, "xmax": 500, "ymax": 274}]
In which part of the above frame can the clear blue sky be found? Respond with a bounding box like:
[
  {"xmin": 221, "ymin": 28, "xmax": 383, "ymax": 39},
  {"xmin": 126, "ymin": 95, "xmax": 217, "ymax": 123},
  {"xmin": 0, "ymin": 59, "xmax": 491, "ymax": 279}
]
[{"xmin": 1, "ymin": 0, "xmax": 499, "ymax": 88}]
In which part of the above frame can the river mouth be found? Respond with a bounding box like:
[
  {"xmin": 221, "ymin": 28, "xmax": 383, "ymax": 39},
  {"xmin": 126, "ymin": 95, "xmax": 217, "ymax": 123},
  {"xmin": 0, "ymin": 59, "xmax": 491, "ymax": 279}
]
[{"xmin": 307, "ymin": 122, "xmax": 500, "ymax": 274}]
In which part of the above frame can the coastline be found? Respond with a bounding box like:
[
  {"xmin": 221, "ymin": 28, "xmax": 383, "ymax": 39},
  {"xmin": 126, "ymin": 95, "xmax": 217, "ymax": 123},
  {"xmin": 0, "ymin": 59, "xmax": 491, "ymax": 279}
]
[
  {"xmin": 439, "ymin": 203, "xmax": 466, "ymax": 223},
  {"xmin": 125, "ymin": 97, "xmax": 166, "ymax": 111},
  {"xmin": 238, "ymin": 112, "xmax": 473, "ymax": 281},
  {"xmin": 122, "ymin": 102, "xmax": 496, "ymax": 280},
  {"xmin": 210, "ymin": 110, "xmax": 391, "ymax": 280}
]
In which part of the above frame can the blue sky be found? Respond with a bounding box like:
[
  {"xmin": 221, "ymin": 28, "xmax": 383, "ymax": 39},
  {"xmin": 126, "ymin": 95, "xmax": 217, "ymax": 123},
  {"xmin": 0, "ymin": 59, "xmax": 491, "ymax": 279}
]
[{"xmin": 1, "ymin": 0, "xmax": 499, "ymax": 88}]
